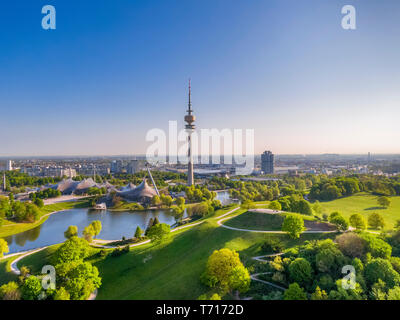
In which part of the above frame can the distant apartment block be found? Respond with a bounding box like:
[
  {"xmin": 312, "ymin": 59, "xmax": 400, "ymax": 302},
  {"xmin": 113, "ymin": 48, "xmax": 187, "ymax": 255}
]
[{"xmin": 261, "ymin": 151, "xmax": 274, "ymax": 174}]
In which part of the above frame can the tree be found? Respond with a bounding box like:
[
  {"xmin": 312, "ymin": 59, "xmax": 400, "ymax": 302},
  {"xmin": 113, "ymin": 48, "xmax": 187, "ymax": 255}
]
[
  {"xmin": 90, "ymin": 220, "xmax": 102, "ymax": 239},
  {"xmin": 368, "ymin": 212, "xmax": 385, "ymax": 229},
  {"xmin": 313, "ymin": 201, "xmax": 323, "ymax": 215},
  {"xmin": 21, "ymin": 276, "xmax": 42, "ymax": 300},
  {"xmin": 268, "ymin": 201, "xmax": 282, "ymax": 211},
  {"xmin": 83, "ymin": 225, "xmax": 95, "ymax": 242},
  {"xmin": 228, "ymin": 265, "xmax": 251, "ymax": 296},
  {"xmin": 289, "ymin": 258, "xmax": 313, "ymax": 287},
  {"xmin": 310, "ymin": 286, "xmax": 328, "ymax": 300},
  {"xmin": 134, "ymin": 226, "xmax": 143, "ymax": 239},
  {"xmin": 203, "ymin": 248, "xmax": 245, "ymax": 292},
  {"xmin": 282, "ymin": 214, "xmax": 304, "ymax": 239},
  {"xmin": 364, "ymin": 258, "xmax": 400, "ymax": 289},
  {"xmin": 54, "ymin": 287, "xmax": 70, "ymax": 300},
  {"xmin": 64, "ymin": 261, "xmax": 102, "ymax": 300},
  {"xmin": 330, "ymin": 215, "xmax": 349, "ymax": 231},
  {"xmin": 336, "ymin": 233, "xmax": 367, "ymax": 258},
  {"xmin": 53, "ymin": 236, "xmax": 90, "ymax": 264},
  {"xmin": 296, "ymin": 199, "xmax": 313, "ymax": 215},
  {"xmin": 151, "ymin": 195, "xmax": 161, "ymax": 207},
  {"xmin": 377, "ymin": 196, "xmax": 391, "ymax": 208},
  {"xmin": 175, "ymin": 197, "xmax": 185, "ymax": 207},
  {"xmin": 147, "ymin": 223, "xmax": 170, "ymax": 243},
  {"xmin": 284, "ymin": 283, "xmax": 307, "ymax": 300},
  {"xmin": 349, "ymin": 213, "xmax": 366, "ymax": 230},
  {"xmin": 33, "ymin": 198, "xmax": 44, "ymax": 208},
  {"xmin": 64, "ymin": 225, "xmax": 78, "ymax": 239},
  {"xmin": 329, "ymin": 211, "xmax": 341, "ymax": 222},
  {"xmin": 0, "ymin": 281, "xmax": 21, "ymax": 300},
  {"xmin": 387, "ymin": 286, "xmax": 400, "ymax": 300},
  {"xmin": 0, "ymin": 238, "xmax": 9, "ymax": 257}
]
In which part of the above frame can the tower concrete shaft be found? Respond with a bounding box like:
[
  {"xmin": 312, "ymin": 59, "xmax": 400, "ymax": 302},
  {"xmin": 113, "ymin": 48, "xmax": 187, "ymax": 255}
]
[{"xmin": 184, "ymin": 79, "xmax": 195, "ymax": 186}]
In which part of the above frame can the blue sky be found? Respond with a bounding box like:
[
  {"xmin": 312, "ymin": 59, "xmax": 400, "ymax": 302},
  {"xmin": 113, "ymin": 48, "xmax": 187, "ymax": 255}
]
[{"xmin": 0, "ymin": 0, "xmax": 399, "ymax": 156}]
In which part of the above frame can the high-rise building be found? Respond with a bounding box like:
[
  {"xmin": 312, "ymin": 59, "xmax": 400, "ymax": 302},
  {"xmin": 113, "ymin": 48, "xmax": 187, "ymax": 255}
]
[
  {"xmin": 6, "ymin": 160, "xmax": 13, "ymax": 171},
  {"xmin": 184, "ymin": 80, "xmax": 195, "ymax": 186},
  {"xmin": 127, "ymin": 160, "xmax": 144, "ymax": 174},
  {"xmin": 261, "ymin": 151, "xmax": 274, "ymax": 174}
]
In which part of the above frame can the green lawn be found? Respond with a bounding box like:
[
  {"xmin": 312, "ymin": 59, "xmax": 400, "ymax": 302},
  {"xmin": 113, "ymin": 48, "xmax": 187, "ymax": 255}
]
[
  {"xmin": 0, "ymin": 257, "xmax": 18, "ymax": 285},
  {"xmin": 225, "ymin": 211, "xmax": 285, "ymax": 230},
  {"xmin": 0, "ymin": 200, "xmax": 90, "ymax": 238},
  {"xmin": 320, "ymin": 192, "xmax": 400, "ymax": 229}
]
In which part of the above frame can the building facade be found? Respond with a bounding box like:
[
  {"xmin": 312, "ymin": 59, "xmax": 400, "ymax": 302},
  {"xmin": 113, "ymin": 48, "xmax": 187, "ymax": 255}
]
[{"xmin": 261, "ymin": 151, "xmax": 274, "ymax": 174}]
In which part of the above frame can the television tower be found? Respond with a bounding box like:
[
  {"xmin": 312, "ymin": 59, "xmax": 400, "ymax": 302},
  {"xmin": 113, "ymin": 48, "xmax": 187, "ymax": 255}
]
[{"xmin": 184, "ymin": 79, "xmax": 195, "ymax": 186}]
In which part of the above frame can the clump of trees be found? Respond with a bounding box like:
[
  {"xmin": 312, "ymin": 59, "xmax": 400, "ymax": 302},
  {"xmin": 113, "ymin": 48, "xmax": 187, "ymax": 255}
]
[
  {"xmin": 29, "ymin": 188, "xmax": 61, "ymax": 200},
  {"xmin": 0, "ymin": 196, "xmax": 41, "ymax": 223},
  {"xmin": 259, "ymin": 231, "xmax": 400, "ymax": 300}
]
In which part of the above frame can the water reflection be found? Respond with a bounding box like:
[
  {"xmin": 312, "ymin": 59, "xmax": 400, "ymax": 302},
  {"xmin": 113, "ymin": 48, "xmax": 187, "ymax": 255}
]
[{"xmin": 4, "ymin": 208, "xmax": 176, "ymax": 254}]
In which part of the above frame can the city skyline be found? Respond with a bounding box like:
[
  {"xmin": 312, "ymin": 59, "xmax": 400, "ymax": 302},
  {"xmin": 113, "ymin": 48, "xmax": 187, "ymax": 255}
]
[{"xmin": 1, "ymin": 1, "xmax": 400, "ymax": 156}]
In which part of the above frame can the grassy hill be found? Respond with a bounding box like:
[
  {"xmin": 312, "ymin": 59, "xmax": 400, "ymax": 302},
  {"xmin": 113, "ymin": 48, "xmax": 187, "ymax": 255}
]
[
  {"xmin": 92, "ymin": 210, "xmax": 333, "ymax": 300},
  {"xmin": 320, "ymin": 192, "xmax": 400, "ymax": 229}
]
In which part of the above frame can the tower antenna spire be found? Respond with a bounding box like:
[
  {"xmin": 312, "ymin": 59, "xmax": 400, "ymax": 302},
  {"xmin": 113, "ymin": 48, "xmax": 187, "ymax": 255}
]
[{"xmin": 188, "ymin": 78, "xmax": 192, "ymax": 114}]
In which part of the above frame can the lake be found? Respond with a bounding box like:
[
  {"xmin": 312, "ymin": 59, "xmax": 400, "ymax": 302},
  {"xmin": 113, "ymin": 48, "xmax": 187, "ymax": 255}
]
[{"xmin": 4, "ymin": 191, "xmax": 231, "ymax": 254}]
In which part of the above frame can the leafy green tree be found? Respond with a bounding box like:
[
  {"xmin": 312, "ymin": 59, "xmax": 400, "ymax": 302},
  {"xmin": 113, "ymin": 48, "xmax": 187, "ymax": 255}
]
[
  {"xmin": 284, "ymin": 283, "xmax": 307, "ymax": 300},
  {"xmin": 53, "ymin": 236, "xmax": 90, "ymax": 264},
  {"xmin": 296, "ymin": 199, "xmax": 313, "ymax": 215},
  {"xmin": 90, "ymin": 220, "xmax": 102, "ymax": 238},
  {"xmin": 310, "ymin": 286, "xmax": 328, "ymax": 300},
  {"xmin": 349, "ymin": 213, "xmax": 367, "ymax": 230},
  {"xmin": 175, "ymin": 197, "xmax": 185, "ymax": 207},
  {"xmin": 33, "ymin": 198, "xmax": 44, "ymax": 208},
  {"xmin": 83, "ymin": 225, "xmax": 95, "ymax": 242},
  {"xmin": 328, "ymin": 211, "xmax": 341, "ymax": 222},
  {"xmin": 370, "ymin": 279, "xmax": 387, "ymax": 300},
  {"xmin": 151, "ymin": 195, "xmax": 161, "ymax": 207},
  {"xmin": 282, "ymin": 214, "xmax": 304, "ymax": 239},
  {"xmin": 387, "ymin": 286, "xmax": 400, "ymax": 300},
  {"xmin": 312, "ymin": 201, "xmax": 323, "ymax": 215},
  {"xmin": 364, "ymin": 258, "xmax": 400, "ymax": 289},
  {"xmin": 202, "ymin": 248, "xmax": 246, "ymax": 292},
  {"xmin": 228, "ymin": 265, "xmax": 251, "ymax": 295},
  {"xmin": 268, "ymin": 201, "xmax": 282, "ymax": 211},
  {"xmin": 64, "ymin": 261, "xmax": 102, "ymax": 300},
  {"xmin": 21, "ymin": 276, "xmax": 42, "ymax": 300},
  {"xmin": 64, "ymin": 225, "xmax": 78, "ymax": 239},
  {"xmin": 134, "ymin": 226, "xmax": 143, "ymax": 239},
  {"xmin": 377, "ymin": 196, "xmax": 391, "ymax": 208},
  {"xmin": 147, "ymin": 223, "xmax": 170, "ymax": 243},
  {"xmin": 54, "ymin": 287, "xmax": 70, "ymax": 300},
  {"xmin": 368, "ymin": 212, "xmax": 385, "ymax": 229},
  {"xmin": 0, "ymin": 281, "xmax": 21, "ymax": 300},
  {"xmin": 0, "ymin": 238, "xmax": 9, "ymax": 257},
  {"xmin": 361, "ymin": 233, "xmax": 392, "ymax": 259},
  {"xmin": 330, "ymin": 215, "xmax": 349, "ymax": 231},
  {"xmin": 288, "ymin": 258, "xmax": 313, "ymax": 287}
]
